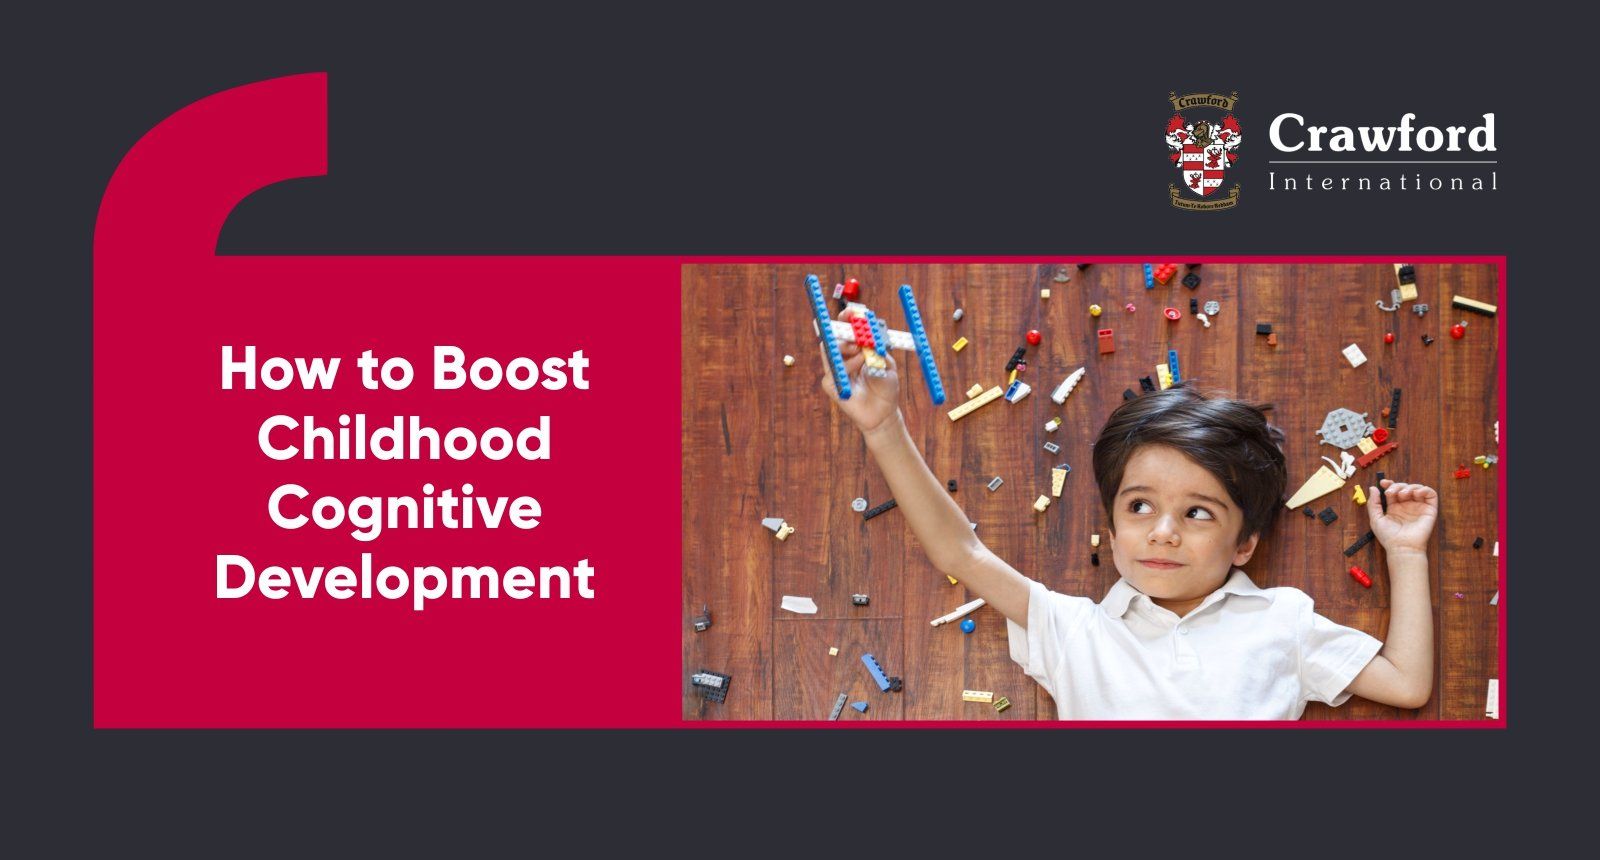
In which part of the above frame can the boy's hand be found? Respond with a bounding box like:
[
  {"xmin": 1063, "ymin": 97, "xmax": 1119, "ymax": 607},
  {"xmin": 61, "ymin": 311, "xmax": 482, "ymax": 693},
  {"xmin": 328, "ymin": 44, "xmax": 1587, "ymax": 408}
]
[
  {"xmin": 1366, "ymin": 479, "xmax": 1439, "ymax": 557},
  {"xmin": 817, "ymin": 314, "xmax": 902, "ymax": 437}
]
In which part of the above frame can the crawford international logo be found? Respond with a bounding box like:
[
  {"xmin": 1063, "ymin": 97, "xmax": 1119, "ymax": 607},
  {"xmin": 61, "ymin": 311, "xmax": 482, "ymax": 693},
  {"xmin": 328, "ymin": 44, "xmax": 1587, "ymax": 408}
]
[{"xmin": 1166, "ymin": 91, "xmax": 1242, "ymax": 211}]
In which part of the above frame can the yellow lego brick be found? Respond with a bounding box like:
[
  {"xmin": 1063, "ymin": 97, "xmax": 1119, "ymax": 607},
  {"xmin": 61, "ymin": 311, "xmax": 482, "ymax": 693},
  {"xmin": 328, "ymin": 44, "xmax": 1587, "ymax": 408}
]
[
  {"xmin": 952, "ymin": 336, "xmax": 969, "ymax": 352},
  {"xmin": 1156, "ymin": 364, "xmax": 1173, "ymax": 390},
  {"xmin": 962, "ymin": 690, "xmax": 995, "ymax": 704},
  {"xmin": 1453, "ymin": 295, "xmax": 1498, "ymax": 316},
  {"xmin": 1091, "ymin": 534, "xmax": 1100, "ymax": 548},
  {"xmin": 966, "ymin": 383, "xmax": 985, "ymax": 399},
  {"xmin": 1051, "ymin": 467, "xmax": 1068, "ymax": 498},
  {"xmin": 1009, "ymin": 368, "xmax": 1018, "ymax": 385},
  {"xmin": 1040, "ymin": 288, "xmax": 1051, "ymax": 299},
  {"xmin": 947, "ymin": 575, "xmax": 959, "ymax": 586},
  {"xmin": 1033, "ymin": 495, "xmax": 1051, "ymax": 513},
  {"xmin": 1353, "ymin": 485, "xmax": 1367, "ymax": 506},
  {"xmin": 1398, "ymin": 282, "xmax": 1418, "ymax": 302},
  {"xmin": 947, "ymin": 385, "xmax": 1003, "ymax": 421},
  {"xmin": 828, "ymin": 647, "xmax": 838, "ymax": 656},
  {"xmin": 1357, "ymin": 437, "xmax": 1378, "ymax": 455},
  {"xmin": 775, "ymin": 523, "xmax": 795, "ymax": 541},
  {"xmin": 994, "ymin": 697, "xmax": 1012, "ymax": 713}
]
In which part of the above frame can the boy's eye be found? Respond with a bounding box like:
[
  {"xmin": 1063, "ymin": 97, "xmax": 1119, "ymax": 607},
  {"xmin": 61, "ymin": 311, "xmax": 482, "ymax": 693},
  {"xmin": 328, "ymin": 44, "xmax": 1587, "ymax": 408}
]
[
  {"xmin": 1130, "ymin": 500, "xmax": 1153, "ymax": 514},
  {"xmin": 1188, "ymin": 507, "xmax": 1215, "ymax": 521}
]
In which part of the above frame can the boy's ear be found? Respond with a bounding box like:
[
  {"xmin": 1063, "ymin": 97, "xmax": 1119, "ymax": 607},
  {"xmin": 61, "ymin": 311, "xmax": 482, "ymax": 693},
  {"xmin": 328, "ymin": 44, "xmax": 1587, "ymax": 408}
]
[{"xmin": 1232, "ymin": 532, "xmax": 1261, "ymax": 566}]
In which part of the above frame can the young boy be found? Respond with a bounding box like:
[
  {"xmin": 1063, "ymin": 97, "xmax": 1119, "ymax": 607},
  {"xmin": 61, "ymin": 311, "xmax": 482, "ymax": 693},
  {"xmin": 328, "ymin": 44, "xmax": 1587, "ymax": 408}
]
[{"xmin": 818, "ymin": 338, "xmax": 1437, "ymax": 719}]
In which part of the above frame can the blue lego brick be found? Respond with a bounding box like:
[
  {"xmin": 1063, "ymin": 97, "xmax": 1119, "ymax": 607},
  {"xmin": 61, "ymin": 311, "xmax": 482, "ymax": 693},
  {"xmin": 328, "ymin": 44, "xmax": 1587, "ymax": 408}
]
[
  {"xmin": 861, "ymin": 652, "xmax": 892, "ymax": 692},
  {"xmin": 1167, "ymin": 348, "xmax": 1180, "ymax": 385},
  {"xmin": 851, "ymin": 701, "xmax": 869, "ymax": 713},
  {"xmin": 897, "ymin": 283, "xmax": 947, "ymax": 405},
  {"xmin": 806, "ymin": 274, "xmax": 851, "ymax": 400},
  {"xmin": 1143, "ymin": 263, "xmax": 1155, "ymax": 289},
  {"xmin": 864, "ymin": 309, "xmax": 890, "ymax": 357}
]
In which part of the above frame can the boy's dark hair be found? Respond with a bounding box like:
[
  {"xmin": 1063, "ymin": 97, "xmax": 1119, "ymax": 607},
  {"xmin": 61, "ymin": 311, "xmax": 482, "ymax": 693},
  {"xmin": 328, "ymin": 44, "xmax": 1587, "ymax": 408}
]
[{"xmin": 1092, "ymin": 382, "xmax": 1288, "ymax": 545}]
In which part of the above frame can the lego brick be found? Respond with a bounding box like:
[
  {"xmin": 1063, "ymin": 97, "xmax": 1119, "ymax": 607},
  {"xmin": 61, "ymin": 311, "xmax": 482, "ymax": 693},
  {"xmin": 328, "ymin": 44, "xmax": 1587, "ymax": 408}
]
[
  {"xmin": 947, "ymin": 478, "xmax": 958, "ymax": 492},
  {"xmin": 1005, "ymin": 346, "xmax": 1027, "ymax": 372},
  {"xmin": 691, "ymin": 670, "xmax": 732, "ymax": 704},
  {"xmin": 1051, "ymin": 466, "xmax": 1069, "ymax": 498},
  {"xmin": 1183, "ymin": 272, "xmax": 1201, "ymax": 290},
  {"xmin": 851, "ymin": 701, "xmax": 869, "ymax": 713},
  {"xmin": 1453, "ymin": 295, "xmax": 1497, "ymax": 317},
  {"xmin": 1168, "ymin": 349, "xmax": 1181, "ymax": 384},
  {"xmin": 1042, "ymin": 441, "xmax": 1060, "ymax": 454},
  {"xmin": 1040, "ymin": 288, "xmax": 1050, "ymax": 299},
  {"xmin": 852, "ymin": 593, "xmax": 870, "ymax": 606},
  {"xmin": 1154, "ymin": 263, "xmax": 1178, "ymax": 285},
  {"xmin": 952, "ymin": 308, "xmax": 965, "ymax": 322},
  {"xmin": 1033, "ymin": 495, "xmax": 1051, "ymax": 513},
  {"xmin": 851, "ymin": 497, "xmax": 868, "ymax": 512},
  {"xmin": 828, "ymin": 647, "xmax": 839, "ymax": 657},
  {"xmin": 987, "ymin": 476, "xmax": 1004, "ymax": 492},
  {"xmin": 1343, "ymin": 530, "xmax": 1376, "ymax": 557},
  {"xmin": 963, "ymin": 690, "xmax": 995, "ymax": 704},
  {"xmin": 1256, "ymin": 323, "xmax": 1273, "ymax": 335},
  {"xmin": 1267, "ymin": 333, "xmax": 1278, "ymax": 347},
  {"xmin": 761, "ymin": 517, "xmax": 796, "ymax": 540},
  {"xmin": 1355, "ymin": 441, "xmax": 1398, "ymax": 469},
  {"xmin": 952, "ymin": 336, "xmax": 969, "ymax": 352},
  {"xmin": 1190, "ymin": 298, "xmax": 1199, "ymax": 314},
  {"xmin": 947, "ymin": 575, "xmax": 960, "ymax": 585},
  {"xmin": 1317, "ymin": 507, "xmax": 1338, "ymax": 525},
  {"xmin": 1356, "ymin": 437, "xmax": 1378, "ymax": 455},
  {"xmin": 1421, "ymin": 334, "xmax": 1434, "ymax": 346},
  {"xmin": 780, "ymin": 595, "xmax": 818, "ymax": 614},
  {"xmin": 866, "ymin": 309, "xmax": 891, "ymax": 359},
  {"xmin": 1303, "ymin": 507, "xmax": 1316, "ymax": 518},
  {"xmin": 1098, "ymin": 329, "xmax": 1115, "ymax": 354},
  {"xmin": 1143, "ymin": 262, "xmax": 1155, "ymax": 288},
  {"xmin": 1376, "ymin": 472, "xmax": 1389, "ymax": 514},
  {"xmin": 1352, "ymin": 485, "xmax": 1367, "ymax": 505},
  {"xmin": 1140, "ymin": 376, "xmax": 1155, "ymax": 393},
  {"xmin": 994, "ymin": 697, "xmax": 1012, "ymax": 713},
  {"xmin": 828, "ymin": 692, "xmax": 847, "ymax": 720},
  {"xmin": 1286, "ymin": 465, "xmax": 1346, "ymax": 510},
  {"xmin": 930, "ymin": 597, "xmax": 986, "ymax": 627},
  {"xmin": 1342, "ymin": 343, "xmax": 1367, "ymax": 368},
  {"xmin": 861, "ymin": 653, "xmax": 893, "ymax": 692},
  {"xmin": 1473, "ymin": 536, "xmax": 1484, "ymax": 549},
  {"xmin": 862, "ymin": 498, "xmax": 899, "ymax": 521},
  {"xmin": 1395, "ymin": 263, "xmax": 1416, "ymax": 285},
  {"xmin": 898, "ymin": 283, "xmax": 947, "ymax": 405},
  {"xmin": 806, "ymin": 275, "xmax": 851, "ymax": 400},
  {"xmin": 1156, "ymin": 364, "xmax": 1172, "ymax": 390},
  {"xmin": 1122, "ymin": 388, "xmax": 1136, "ymax": 400},
  {"xmin": 1090, "ymin": 534, "xmax": 1100, "ymax": 548},
  {"xmin": 1487, "ymin": 679, "xmax": 1499, "ymax": 720},
  {"xmin": 1004, "ymin": 380, "xmax": 1032, "ymax": 403},
  {"xmin": 1348, "ymin": 566, "xmax": 1372, "ymax": 588},
  {"xmin": 1045, "ymin": 417, "xmax": 1062, "ymax": 432},
  {"xmin": 692, "ymin": 604, "xmax": 712, "ymax": 632},
  {"xmin": 1399, "ymin": 283, "xmax": 1418, "ymax": 302},
  {"xmin": 966, "ymin": 382, "xmax": 985, "ymax": 399},
  {"xmin": 947, "ymin": 385, "xmax": 1004, "ymax": 421},
  {"xmin": 1050, "ymin": 367, "xmax": 1086, "ymax": 404}
]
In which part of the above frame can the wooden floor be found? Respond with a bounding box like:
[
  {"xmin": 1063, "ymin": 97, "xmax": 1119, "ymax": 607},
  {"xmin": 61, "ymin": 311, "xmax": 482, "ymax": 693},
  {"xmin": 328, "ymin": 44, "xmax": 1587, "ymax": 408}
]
[{"xmin": 682, "ymin": 263, "xmax": 1501, "ymax": 721}]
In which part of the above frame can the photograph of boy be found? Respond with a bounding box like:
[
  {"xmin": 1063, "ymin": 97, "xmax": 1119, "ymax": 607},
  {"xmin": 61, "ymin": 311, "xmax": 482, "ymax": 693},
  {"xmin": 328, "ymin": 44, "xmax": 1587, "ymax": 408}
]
[
  {"xmin": 681, "ymin": 263, "xmax": 1500, "ymax": 722},
  {"xmin": 821, "ymin": 344, "xmax": 1436, "ymax": 719}
]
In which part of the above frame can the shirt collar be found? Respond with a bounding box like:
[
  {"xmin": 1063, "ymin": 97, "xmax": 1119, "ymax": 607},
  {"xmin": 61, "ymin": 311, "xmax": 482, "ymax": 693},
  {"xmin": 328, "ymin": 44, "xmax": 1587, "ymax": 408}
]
[{"xmin": 1100, "ymin": 568, "xmax": 1270, "ymax": 618}]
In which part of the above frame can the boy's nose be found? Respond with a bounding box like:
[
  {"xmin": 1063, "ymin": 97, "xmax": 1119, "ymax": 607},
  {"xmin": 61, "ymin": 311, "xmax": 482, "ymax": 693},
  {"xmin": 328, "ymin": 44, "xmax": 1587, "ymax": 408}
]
[{"xmin": 1148, "ymin": 517, "xmax": 1181, "ymax": 546}]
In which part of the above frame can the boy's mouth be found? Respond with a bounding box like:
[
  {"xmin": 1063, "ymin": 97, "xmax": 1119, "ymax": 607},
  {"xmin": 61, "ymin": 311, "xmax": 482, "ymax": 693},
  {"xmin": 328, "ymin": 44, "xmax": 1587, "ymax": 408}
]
[{"xmin": 1137, "ymin": 559, "xmax": 1185, "ymax": 570}]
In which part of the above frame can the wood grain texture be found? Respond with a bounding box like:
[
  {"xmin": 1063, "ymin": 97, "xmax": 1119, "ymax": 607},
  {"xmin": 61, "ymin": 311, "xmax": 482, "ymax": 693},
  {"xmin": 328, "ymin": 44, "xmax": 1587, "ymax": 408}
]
[{"xmin": 683, "ymin": 263, "xmax": 1500, "ymax": 721}]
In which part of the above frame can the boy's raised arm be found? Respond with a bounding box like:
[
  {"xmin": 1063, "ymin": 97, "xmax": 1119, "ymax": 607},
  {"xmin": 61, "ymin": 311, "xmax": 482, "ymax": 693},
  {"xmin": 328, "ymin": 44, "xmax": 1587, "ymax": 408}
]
[
  {"xmin": 1344, "ymin": 480, "xmax": 1438, "ymax": 709},
  {"xmin": 819, "ymin": 337, "xmax": 1034, "ymax": 626}
]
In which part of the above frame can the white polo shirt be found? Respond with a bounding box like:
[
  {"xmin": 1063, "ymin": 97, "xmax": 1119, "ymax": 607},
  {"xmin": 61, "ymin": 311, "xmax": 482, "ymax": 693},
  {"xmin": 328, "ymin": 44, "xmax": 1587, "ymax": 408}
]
[{"xmin": 1007, "ymin": 569, "xmax": 1381, "ymax": 719}]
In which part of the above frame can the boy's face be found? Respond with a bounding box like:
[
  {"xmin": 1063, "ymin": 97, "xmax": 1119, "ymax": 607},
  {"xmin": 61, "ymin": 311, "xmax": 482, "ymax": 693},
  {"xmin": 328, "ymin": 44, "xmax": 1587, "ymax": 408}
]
[{"xmin": 1107, "ymin": 445, "xmax": 1260, "ymax": 608}]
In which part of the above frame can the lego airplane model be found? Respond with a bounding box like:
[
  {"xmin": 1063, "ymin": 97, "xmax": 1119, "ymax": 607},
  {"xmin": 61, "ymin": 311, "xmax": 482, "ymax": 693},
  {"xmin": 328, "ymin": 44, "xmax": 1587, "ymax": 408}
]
[{"xmin": 805, "ymin": 274, "xmax": 946, "ymax": 405}]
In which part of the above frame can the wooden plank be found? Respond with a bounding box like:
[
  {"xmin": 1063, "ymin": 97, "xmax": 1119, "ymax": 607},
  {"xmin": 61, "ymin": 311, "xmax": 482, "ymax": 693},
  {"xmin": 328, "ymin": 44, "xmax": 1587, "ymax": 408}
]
[
  {"xmin": 682, "ymin": 264, "xmax": 774, "ymax": 719},
  {"xmin": 1435, "ymin": 263, "xmax": 1500, "ymax": 719}
]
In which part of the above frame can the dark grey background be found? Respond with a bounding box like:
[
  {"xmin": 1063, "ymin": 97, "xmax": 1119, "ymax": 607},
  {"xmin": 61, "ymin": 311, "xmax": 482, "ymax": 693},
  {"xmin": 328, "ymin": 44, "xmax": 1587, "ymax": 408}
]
[{"xmin": 9, "ymin": 4, "xmax": 1574, "ymax": 850}]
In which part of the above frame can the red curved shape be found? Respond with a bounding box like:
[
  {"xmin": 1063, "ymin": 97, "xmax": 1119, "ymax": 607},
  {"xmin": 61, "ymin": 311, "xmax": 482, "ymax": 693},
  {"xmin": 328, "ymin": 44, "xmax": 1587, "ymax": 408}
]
[{"xmin": 94, "ymin": 72, "xmax": 327, "ymax": 268}]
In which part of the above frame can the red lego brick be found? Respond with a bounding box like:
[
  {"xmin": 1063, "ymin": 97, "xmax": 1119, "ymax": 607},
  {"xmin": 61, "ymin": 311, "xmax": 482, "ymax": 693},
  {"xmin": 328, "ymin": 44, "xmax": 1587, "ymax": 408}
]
[
  {"xmin": 1097, "ymin": 328, "xmax": 1115, "ymax": 355},
  {"xmin": 1356, "ymin": 441, "xmax": 1398, "ymax": 469}
]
